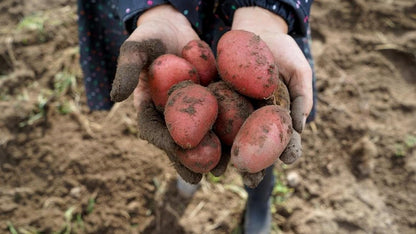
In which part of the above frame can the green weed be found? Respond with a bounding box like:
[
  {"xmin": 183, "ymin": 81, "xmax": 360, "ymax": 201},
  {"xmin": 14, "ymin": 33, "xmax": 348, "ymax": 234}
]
[
  {"xmin": 271, "ymin": 167, "xmax": 293, "ymax": 207},
  {"xmin": 7, "ymin": 222, "xmax": 18, "ymax": 234},
  {"xmin": 19, "ymin": 71, "xmax": 80, "ymax": 127},
  {"xmin": 207, "ymin": 173, "xmax": 223, "ymax": 183},
  {"xmin": 17, "ymin": 13, "xmax": 46, "ymax": 32},
  {"xmin": 17, "ymin": 13, "xmax": 48, "ymax": 42},
  {"xmin": 19, "ymin": 93, "xmax": 48, "ymax": 127},
  {"xmin": 54, "ymin": 71, "xmax": 78, "ymax": 97},
  {"xmin": 60, "ymin": 206, "xmax": 76, "ymax": 234},
  {"xmin": 76, "ymin": 213, "xmax": 85, "ymax": 231},
  {"xmin": 87, "ymin": 198, "xmax": 95, "ymax": 214},
  {"xmin": 394, "ymin": 135, "xmax": 416, "ymax": 157}
]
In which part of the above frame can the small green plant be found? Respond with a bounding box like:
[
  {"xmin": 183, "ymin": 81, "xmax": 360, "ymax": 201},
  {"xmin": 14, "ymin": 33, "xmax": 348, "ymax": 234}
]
[
  {"xmin": 60, "ymin": 206, "xmax": 76, "ymax": 234},
  {"xmin": 75, "ymin": 213, "xmax": 85, "ymax": 231},
  {"xmin": 19, "ymin": 93, "xmax": 49, "ymax": 127},
  {"xmin": 54, "ymin": 71, "xmax": 77, "ymax": 97},
  {"xmin": 19, "ymin": 71, "xmax": 79, "ymax": 127},
  {"xmin": 207, "ymin": 173, "xmax": 223, "ymax": 184},
  {"xmin": 271, "ymin": 167, "xmax": 293, "ymax": 207},
  {"xmin": 405, "ymin": 135, "xmax": 416, "ymax": 148},
  {"xmin": 7, "ymin": 222, "xmax": 18, "ymax": 234},
  {"xmin": 394, "ymin": 144, "xmax": 406, "ymax": 157},
  {"xmin": 87, "ymin": 198, "xmax": 95, "ymax": 214},
  {"xmin": 17, "ymin": 13, "xmax": 48, "ymax": 42},
  {"xmin": 394, "ymin": 135, "xmax": 416, "ymax": 157},
  {"xmin": 54, "ymin": 71, "xmax": 79, "ymax": 115},
  {"xmin": 17, "ymin": 13, "xmax": 46, "ymax": 32}
]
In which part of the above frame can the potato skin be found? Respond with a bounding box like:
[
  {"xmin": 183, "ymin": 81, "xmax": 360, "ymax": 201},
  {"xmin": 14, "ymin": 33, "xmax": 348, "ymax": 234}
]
[
  {"xmin": 217, "ymin": 30, "xmax": 278, "ymax": 99},
  {"xmin": 231, "ymin": 105, "xmax": 292, "ymax": 173},
  {"xmin": 176, "ymin": 131, "xmax": 221, "ymax": 173},
  {"xmin": 208, "ymin": 81, "xmax": 254, "ymax": 146},
  {"xmin": 182, "ymin": 40, "xmax": 217, "ymax": 86},
  {"xmin": 165, "ymin": 82, "xmax": 218, "ymax": 149},
  {"xmin": 149, "ymin": 54, "xmax": 199, "ymax": 111}
]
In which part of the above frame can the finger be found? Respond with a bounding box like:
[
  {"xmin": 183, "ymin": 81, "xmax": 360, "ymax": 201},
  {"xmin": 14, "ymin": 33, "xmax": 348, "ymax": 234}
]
[
  {"xmin": 111, "ymin": 5, "xmax": 200, "ymax": 102},
  {"xmin": 111, "ymin": 38, "xmax": 167, "ymax": 102},
  {"xmin": 241, "ymin": 170, "xmax": 266, "ymax": 188},
  {"xmin": 280, "ymin": 130, "xmax": 302, "ymax": 164},
  {"xmin": 173, "ymin": 161, "xmax": 203, "ymax": 184},
  {"xmin": 291, "ymin": 96, "xmax": 310, "ymax": 133},
  {"xmin": 210, "ymin": 145, "xmax": 231, "ymax": 177},
  {"xmin": 137, "ymin": 97, "xmax": 202, "ymax": 183},
  {"xmin": 263, "ymin": 34, "xmax": 313, "ymax": 133},
  {"xmin": 133, "ymin": 72, "xmax": 151, "ymax": 111}
]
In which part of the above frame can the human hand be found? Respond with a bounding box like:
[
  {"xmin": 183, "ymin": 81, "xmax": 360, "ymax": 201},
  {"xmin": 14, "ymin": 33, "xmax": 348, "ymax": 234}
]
[
  {"xmin": 229, "ymin": 7, "xmax": 312, "ymax": 186},
  {"xmin": 232, "ymin": 7, "xmax": 313, "ymax": 134},
  {"xmin": 110, "ymin": 5, "xmax": 229, "ymax": 184}
]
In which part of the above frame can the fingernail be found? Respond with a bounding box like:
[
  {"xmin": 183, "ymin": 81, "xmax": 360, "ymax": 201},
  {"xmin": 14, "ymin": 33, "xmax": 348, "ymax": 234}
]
[{"xmin": 302, "ymin": 115, "xmax": 307, "ymax": 131}]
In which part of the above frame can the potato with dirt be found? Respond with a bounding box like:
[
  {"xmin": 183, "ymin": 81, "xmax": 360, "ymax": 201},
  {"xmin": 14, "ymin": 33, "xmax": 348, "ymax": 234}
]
[
  {"xmin": 176, "ymin": 131, "xmax": 222, "ymax": 173},
  {"xmin": 216, "ymin": 30, "xmax": 278, "ymax": 99},
  {"xmin": 182, "ymin": 40, "xmax": 217, "ymax": 86},
  {"xmin": 148, "ymin": 54, "xmax": 200, "ymax": 111},
  {"xmin": 164, "ymin": 81, "xmax": 218, "ymax": 149},
  {"xmin": 208, "ymin": 81, "xmax": 254, "ymax": 146},
  {"xmin": 231, "ymin": 105, "xmax": 293, "ymax": 173}
]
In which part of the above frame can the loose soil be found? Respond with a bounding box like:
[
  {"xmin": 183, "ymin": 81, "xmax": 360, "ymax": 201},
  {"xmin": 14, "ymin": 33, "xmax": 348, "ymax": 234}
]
[{"xmin": 1, "ymin": 0, "xmax": 415, "ymax": 233}]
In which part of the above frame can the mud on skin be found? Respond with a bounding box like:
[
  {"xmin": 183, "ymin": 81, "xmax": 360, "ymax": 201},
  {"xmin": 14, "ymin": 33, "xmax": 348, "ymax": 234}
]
[
  {"xmin": 280, "ymin": 130, "xmax": 302, "ymax": 164},
  {"xmin": 111, "ymin": 39, "xmax": 166, "ymax": 102},
  {"xmin": 137, "ymin": 100, "xmax": 202, "ymax": 184},
  {"xmin": 210, "ymin": 145, "xmax": 231, "ymax": 177},
  {"xmin": 241, "ymin": 170, "xmax": 266, "ymax": 188}
]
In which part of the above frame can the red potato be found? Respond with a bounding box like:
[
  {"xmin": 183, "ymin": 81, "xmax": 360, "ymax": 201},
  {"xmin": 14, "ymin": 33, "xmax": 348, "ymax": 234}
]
[
  {"xmin": 217, "ymin": 30, "xmax": 278, "ymax": 99},
  {"xmin": 149, "ymin": 54, "xmax": 199, "ymax": 111},
  {"xmin": 208, "ymin": 81, "xmax": 254, "ymax": 146},
  {"xmin": 182, "ymin": 40, "xmax": 217, "ymax": 86},
  {"xmin": 176, "ymin": 131, "xmax": 221, "ymax": 173},
  {"xmin": 231, "ymin": 105, "xmax": 292, "ymax": 173},
  {"xmin": 165, "ymin": 81, "xmax": 218, "ymax": 149}
]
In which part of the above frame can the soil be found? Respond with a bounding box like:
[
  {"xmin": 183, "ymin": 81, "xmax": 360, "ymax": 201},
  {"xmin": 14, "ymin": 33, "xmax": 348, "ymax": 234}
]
[{"xmin": 1, "ymin": 0, "xmax": 416, "ymax": 233}]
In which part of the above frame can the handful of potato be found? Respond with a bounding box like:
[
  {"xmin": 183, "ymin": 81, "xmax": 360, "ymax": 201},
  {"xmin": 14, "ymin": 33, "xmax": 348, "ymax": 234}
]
[{"xmin": 146, "ymin": 30, "xmax": 294, "ymax": 186}]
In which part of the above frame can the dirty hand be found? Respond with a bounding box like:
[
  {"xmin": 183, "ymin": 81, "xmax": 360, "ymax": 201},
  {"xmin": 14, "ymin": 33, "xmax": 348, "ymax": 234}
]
[
  {"xmin": 233, "ymin": 7, "xmax": 313, "ymax": 135},
  {"xmin": 230, "ymin": 7, "xmax": 312, "ymax": 186},
  {"xmin": 110, "ymin": 4, "xmax": 228, "ymax": 184}
]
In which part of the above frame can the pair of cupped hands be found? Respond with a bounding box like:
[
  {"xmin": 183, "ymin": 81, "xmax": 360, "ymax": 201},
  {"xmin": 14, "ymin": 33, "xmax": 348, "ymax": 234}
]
[{"xmin": 110, "ymin": 5, "xmax": 312, "ymax": 186}]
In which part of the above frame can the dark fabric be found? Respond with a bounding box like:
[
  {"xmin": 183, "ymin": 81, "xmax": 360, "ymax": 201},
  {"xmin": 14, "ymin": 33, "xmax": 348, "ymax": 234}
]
[
  {"xmin": 220, "ymin": 0, "xmax": 313, "ymax": 37},
  {"xmin": 118, "ymin": 0, "xmax": 313, "ymax": 37},
  {"xmin": 77, "ymin": 0, "xmax": 128, "ymax": 110},
  {"xmin": 244, "ymin": 165, "xmax": 274, "ymax": 233}
]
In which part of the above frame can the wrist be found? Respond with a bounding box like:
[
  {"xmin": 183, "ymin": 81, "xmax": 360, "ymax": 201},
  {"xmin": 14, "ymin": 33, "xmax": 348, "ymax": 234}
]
[
  {"xmin": 232, "ymin": 7, "xmax": 288, "ymax": 35},
  {"xmin": 137, "ymin": 4, "xmax": 188, "ymax": 27}
]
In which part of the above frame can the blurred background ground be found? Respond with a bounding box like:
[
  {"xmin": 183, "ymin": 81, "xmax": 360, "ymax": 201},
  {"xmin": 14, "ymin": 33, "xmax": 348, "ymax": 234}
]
[{"xmin": 0, "ymin": 0, "xmax": 416, "ymax": 233}]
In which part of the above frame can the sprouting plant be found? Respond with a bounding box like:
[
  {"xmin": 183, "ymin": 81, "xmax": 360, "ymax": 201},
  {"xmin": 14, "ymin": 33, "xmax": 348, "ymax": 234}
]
[
  {"xmin": 394, "ymin": 135, "xmax": 416, "ymax": 157},
  {"xmin": 207, "ymin": 173, "xmax": 223, "ymax": 184},
  {"xmin": 271, "ymin": 167, "xmax": 293, "ymax": 206},
  {"xmin": 7, "ymin": 222, "xmax": 18, "ymax": 234},
  {"xmin": 17, "ymin": 13, "xmax": 46, "ymax": 32},
  {"xmin": 19, "ymin": 93, "xmax": 49, "ymax": 127},
  {"xmin": 87, "ymin": 198, "xmax": 95, "ymax": 214}
]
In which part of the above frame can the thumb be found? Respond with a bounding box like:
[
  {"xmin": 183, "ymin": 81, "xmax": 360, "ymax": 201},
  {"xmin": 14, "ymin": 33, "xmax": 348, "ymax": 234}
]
[
  {"xmin": 110, "ymin": 5, "xmax": 199, "ymax": 102},
  {"xmin": 110, "ymin": 38, "xmax": 166, "ymax": 102}
]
